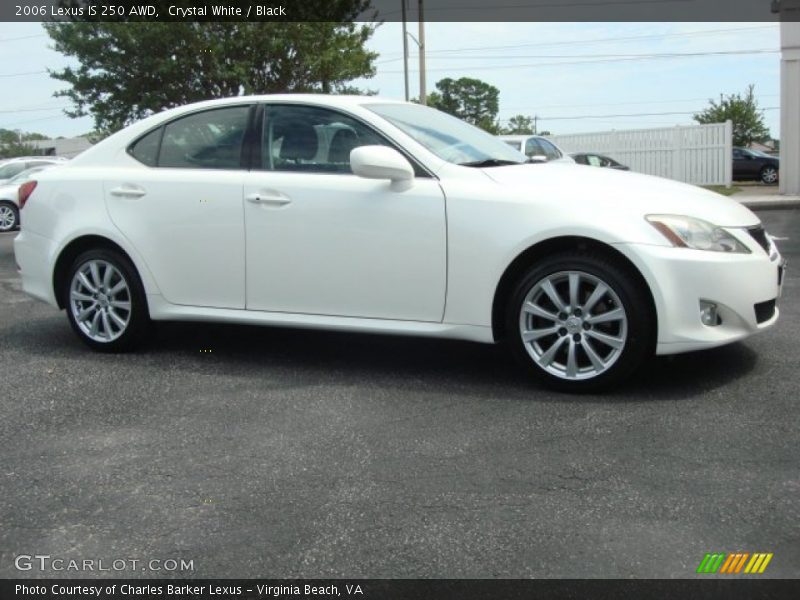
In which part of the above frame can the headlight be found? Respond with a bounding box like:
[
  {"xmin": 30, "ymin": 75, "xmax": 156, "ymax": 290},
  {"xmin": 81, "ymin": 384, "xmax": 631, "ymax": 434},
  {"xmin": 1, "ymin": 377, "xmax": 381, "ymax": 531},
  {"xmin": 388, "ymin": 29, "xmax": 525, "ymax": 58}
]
[{"xmin": 646, "ymin": 215, "xmax": 750, "ymax": 253}]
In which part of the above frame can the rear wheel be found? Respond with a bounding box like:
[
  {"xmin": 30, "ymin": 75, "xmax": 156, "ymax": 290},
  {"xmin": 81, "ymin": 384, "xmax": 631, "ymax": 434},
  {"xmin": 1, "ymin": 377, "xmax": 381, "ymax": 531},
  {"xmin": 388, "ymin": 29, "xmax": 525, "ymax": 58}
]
[
  {"xmin": 64, "ymin": 248, "xmax": 150, "ymax": 352},
  {"xmin": 0, "ymin": 202, "xmax": 18, "ymax": 232},
  {"xmin": 760, "ymin": 165, "xmax": 778, "ymax": 185},
  {"xmin": 506, "ymin": 252, "xmax": 654, "ymax": 392}
]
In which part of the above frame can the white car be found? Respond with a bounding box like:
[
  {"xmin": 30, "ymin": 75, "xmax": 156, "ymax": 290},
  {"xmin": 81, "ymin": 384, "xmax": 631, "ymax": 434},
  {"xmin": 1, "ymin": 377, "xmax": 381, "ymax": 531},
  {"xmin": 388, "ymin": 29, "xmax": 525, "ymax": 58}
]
[
  {"xmin": 0, "ymin": 156, "xmax": 67, "ymax": 185},
  {"xmin": 14, "ymin": 95, "xmax": 784, "ymax": 391},
  {"xmin": 0, "ymin": 166, "xmax": 56, "ymax": 232},
  {"xmin": 499, "ymin": 135, "xmax": 574, "ymax": 163}
]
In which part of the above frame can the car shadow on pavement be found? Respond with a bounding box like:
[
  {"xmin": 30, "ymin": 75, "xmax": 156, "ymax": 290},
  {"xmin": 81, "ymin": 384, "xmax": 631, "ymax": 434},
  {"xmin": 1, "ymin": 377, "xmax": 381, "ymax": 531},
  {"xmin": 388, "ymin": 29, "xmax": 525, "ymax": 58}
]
[
  {"xmin": 5, "ymin": 316, "xmax": 758, "ymax": 403},
  {"xmin": 145, "ymin": 321, "xmax": 758, "ymax": 402}
]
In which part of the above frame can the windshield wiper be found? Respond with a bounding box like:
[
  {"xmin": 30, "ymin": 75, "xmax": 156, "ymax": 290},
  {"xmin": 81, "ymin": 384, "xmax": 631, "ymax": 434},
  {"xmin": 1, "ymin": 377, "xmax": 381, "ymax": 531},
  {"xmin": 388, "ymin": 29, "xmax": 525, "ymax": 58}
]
[{"xmin": 457, "ymin": 159, "xmax": 525, "ymax": 168}]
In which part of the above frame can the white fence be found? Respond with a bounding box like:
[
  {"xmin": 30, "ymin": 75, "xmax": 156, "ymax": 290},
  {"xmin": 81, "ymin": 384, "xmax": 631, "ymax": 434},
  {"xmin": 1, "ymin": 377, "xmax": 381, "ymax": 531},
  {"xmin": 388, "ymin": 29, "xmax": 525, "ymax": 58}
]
[{"xmin": 548, "ymin": 121, "xmax": 733, "ymax": 186}]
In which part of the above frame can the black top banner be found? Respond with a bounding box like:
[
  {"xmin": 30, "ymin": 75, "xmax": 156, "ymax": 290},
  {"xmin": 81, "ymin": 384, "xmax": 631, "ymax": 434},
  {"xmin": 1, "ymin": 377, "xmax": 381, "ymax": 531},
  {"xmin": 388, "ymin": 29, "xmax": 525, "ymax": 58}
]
[
  {"xmin": 2, "ymin": 0, "xmax": 800, "ymax": 23},
  {"xmin": 3, "ymin": 579, "xmax": 800, "ymax": 600}
]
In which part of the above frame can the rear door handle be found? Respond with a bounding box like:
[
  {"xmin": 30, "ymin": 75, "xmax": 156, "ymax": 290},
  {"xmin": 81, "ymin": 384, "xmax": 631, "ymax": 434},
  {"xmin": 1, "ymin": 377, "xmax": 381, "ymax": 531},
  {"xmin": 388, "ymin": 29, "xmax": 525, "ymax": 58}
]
[
  {"xmin": 110, "ymin": 185, "xmax": 146, "ymax": 199},
  {"xmin": 246, "ymin": 191, "xmax": 291, "ymax": 206}
]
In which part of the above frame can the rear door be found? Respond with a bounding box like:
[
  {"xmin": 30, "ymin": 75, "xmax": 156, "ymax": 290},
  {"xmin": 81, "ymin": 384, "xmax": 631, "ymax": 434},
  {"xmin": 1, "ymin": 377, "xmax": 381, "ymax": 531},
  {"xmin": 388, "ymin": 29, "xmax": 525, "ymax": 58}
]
[{"xmin": 105, "ymin": 104, "xmax": 252, "ymax": 309}]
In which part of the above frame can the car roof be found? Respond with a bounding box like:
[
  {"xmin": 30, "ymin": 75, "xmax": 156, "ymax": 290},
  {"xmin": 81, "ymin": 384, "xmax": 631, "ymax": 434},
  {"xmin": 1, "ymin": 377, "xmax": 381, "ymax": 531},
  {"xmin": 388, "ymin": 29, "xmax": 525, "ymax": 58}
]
[
  {"xmin": 498, "ymin": 134, "xmax": 548, "ymax": 141},
  {"xmin": 0, "ymin": 156, "xmax": 68, "ymax": 164},
  {"xmin": 153, "ymin": 94, "xmax": 407, "ymax": 112}
]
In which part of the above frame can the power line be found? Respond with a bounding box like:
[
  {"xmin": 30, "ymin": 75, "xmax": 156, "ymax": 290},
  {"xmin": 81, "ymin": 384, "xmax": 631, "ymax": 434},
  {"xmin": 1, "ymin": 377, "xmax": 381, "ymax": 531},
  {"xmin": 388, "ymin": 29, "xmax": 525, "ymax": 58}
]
[
  {"xmin": 501, "ymin": 94, "xmax": 780, "ymax": 111},
  {"xmin": 498, "ymin": 106, "xmax": 780, "ymax": 123},
  {"xmin": 380, "ymin": 49, "xmax": 779, "ymax": 73},
  {"xmin": 0, "ymin": 34, "xmax": 47, "ymax": 43},
  {"xmin": 399, "ymin": 49, "xmax": 780, "ymax": 62},
  {"xmin": 1, "ymin": 114, "xmax": 71, "ymax": 127},
  {"xmin": 377, "ymin": 25, "xmax": 776, "ymax": 60},
  {"xmin": 0, "ymin": 70, "xmax": 48, "ymax": 79},
  {"xmin": 0, "ymin": 106, "xmax": 69, "ymax": 114}
]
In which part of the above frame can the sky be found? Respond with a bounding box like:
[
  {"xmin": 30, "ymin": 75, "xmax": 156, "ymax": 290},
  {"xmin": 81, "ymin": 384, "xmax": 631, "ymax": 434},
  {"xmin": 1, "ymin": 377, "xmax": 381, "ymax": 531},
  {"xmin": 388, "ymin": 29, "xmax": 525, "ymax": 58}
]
[{"xmin": 0, "ymin": 21, "xmax": 781, "ymax": 140}]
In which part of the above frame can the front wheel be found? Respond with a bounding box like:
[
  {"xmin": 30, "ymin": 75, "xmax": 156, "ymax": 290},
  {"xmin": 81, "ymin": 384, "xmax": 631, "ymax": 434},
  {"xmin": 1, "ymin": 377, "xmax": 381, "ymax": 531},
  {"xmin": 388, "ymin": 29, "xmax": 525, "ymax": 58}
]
[
  {"xmin": 64, "ymin": 248, "xmax": 150, "ymax": 352},
  {"xmin": 760, "ymin": 166, "xmax": 778, "ymax": 185},
  {"xmin": 506, "ymin": 252, "xmax": 655, "ymax": 392},
  {"xmin": 0, "ymin": 202, "xmax": 18, "ymax": 232}
]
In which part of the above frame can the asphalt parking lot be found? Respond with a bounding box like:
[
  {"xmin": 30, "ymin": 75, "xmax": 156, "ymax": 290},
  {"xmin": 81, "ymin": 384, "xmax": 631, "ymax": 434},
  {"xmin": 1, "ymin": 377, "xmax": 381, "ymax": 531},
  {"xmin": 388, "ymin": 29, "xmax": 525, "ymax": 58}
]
[{"xmin": 1, "ymin": 209, "xmax": 798, "ymax": 579}]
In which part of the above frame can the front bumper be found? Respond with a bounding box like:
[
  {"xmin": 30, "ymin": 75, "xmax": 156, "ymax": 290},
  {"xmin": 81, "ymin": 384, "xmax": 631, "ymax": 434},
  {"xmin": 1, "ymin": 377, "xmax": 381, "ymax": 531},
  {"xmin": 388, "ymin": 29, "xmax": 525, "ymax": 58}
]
[{"xmin": 619, "ymin": 237, "xmax": 784, "ymax": 356}]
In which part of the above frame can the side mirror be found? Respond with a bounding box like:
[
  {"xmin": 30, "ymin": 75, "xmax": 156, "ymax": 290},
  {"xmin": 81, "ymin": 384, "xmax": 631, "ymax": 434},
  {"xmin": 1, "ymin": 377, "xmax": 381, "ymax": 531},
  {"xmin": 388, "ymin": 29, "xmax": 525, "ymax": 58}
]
[
  {"xmin": 529, "ymin": 154, "xmax": 548, "ymax": 163},
  {"xmin": 351, "ymin": 146, "xmax": 414, "ymax": 182}
]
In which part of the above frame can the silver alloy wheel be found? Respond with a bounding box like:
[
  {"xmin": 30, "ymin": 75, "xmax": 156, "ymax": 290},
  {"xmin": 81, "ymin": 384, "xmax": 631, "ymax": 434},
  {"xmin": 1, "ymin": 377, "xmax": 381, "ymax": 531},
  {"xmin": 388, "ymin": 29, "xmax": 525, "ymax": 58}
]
[
  {"xmin": 69, "ymin": 259, "xmax": 132, "ymax": 343},
  {"xmin": 762, "ymin": 167, "xmax": 778, "ymax": 184},
  {"xmin": 518, "ymin": 270, "xmax": 628, "ymax": 381},
  {"xmin": 0, "ymin": 205, "xmax": 15, "ymax": 231}
]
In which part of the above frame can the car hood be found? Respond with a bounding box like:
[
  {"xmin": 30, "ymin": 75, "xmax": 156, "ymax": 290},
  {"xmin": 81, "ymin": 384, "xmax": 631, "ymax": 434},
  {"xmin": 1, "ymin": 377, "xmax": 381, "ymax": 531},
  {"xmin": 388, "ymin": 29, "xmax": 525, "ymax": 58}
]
[{"xmin": 481, "ymin": 163, "xmax": 759, "ymax": 227}]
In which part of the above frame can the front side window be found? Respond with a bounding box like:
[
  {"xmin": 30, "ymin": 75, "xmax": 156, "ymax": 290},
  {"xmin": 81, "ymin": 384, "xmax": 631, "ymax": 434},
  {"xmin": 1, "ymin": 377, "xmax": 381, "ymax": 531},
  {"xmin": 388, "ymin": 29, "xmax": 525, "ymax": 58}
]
[
  {"xmin": 366, "ymin": 103, "xmax": 526, "ymax": 167},
  {"xmin": 157, "ymin": 106, "xmax": 249, "ymax": 169},
  {"xmin": 261, "ymin": 105, "xmax": 389, "ymax": 174}
]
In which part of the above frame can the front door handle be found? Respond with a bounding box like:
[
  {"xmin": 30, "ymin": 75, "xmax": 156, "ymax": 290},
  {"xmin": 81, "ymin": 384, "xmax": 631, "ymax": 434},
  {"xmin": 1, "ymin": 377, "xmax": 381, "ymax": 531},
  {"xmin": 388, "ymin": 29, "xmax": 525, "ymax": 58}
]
[
  {"xmin": 246, "ymin": 191, "xmax": 291, "ymax": 206},
  {"xmin": 110, "ymin": 185, "xmax": 147, "ymax": 199}
]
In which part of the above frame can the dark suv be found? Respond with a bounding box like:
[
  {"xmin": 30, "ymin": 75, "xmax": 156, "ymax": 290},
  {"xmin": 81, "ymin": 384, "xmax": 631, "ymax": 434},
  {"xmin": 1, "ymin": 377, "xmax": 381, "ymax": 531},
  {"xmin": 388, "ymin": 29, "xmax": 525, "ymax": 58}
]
[{"xmin": 732, "ymin": 147, "xmax": 779, "ymax": 184}]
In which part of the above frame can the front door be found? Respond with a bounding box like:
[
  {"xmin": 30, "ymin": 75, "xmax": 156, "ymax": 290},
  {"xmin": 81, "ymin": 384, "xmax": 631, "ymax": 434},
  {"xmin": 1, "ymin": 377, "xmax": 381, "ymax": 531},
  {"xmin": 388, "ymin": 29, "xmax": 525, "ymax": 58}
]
[{"xmin": 243, "ymin": 104, "xmax": 447, "ymax": 322}]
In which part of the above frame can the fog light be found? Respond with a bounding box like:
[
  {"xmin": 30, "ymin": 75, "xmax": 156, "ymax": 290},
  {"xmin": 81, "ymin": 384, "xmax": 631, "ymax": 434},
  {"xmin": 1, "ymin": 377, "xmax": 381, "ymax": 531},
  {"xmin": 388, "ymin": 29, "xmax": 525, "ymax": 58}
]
[{"xmin": 699, "ymin": 301, "xmax": 721, "ymax": 326}]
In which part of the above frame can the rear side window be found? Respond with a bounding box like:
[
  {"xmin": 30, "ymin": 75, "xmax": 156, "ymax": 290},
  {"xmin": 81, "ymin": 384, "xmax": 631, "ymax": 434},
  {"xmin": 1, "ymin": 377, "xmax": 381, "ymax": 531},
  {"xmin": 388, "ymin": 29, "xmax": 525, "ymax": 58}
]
[
  {"xmin": 129, "ymin": 105, "xmax": 250, "ymax": 170},
  {"xmin": 130, "ymin": 127, "xmax": 162, "ymax": 166},
  {"xmin": 524, "ymin": 138, "xmax": 544, "ymax": 157}
]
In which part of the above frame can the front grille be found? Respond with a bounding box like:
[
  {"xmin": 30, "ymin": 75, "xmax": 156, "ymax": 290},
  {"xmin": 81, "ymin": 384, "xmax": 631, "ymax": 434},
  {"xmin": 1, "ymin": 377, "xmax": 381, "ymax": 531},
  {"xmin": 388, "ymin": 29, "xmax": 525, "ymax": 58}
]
[
  {"xmin": 754, "ymin": 299, "xmax": 776, "ymax": 324},
  {"xmin": 747, "ymin": 226, "xmax": 770, "ymax": 254}
]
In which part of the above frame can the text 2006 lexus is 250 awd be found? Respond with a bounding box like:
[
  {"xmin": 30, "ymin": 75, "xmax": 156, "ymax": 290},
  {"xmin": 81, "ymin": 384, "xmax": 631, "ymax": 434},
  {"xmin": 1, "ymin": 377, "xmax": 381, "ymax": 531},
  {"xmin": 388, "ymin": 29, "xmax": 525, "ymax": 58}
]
[{"xmin": 14, "ymin": 95, "xmax": 785, "ymax": 391}]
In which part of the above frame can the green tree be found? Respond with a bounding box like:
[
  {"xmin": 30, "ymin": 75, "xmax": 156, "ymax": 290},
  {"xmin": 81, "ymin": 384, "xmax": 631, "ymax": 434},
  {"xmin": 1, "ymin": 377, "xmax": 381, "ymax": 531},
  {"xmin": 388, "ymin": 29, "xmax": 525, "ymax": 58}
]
[
  {"xmin": 693, "ymin": 84, "xmax": 770, "ymax": 147},
  {"xmin": 45, "ymin": 4, "xmax": 378, "ymax": 134},
  {"xmin": 0, "ymin": 129, "xmax": 49, "ymax": 158},
  {"xmin": 426, "ymin": 77, "xmax": 500, "ymax": 133},
  {"xmin": 501, "ymin": 114, "xmax": 535, "ymax": 135},
  {"xmin": 0, "ymin": 141, "xmax": 39, "ymax": 159}
]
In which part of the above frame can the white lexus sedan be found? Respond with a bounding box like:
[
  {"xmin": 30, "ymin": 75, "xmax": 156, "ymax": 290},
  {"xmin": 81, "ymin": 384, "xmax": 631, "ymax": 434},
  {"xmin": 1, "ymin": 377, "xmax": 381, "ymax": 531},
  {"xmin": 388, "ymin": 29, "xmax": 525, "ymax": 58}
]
[{"xmin": 14, "ymin": 95, "xmax": 785, "ymax": 391}]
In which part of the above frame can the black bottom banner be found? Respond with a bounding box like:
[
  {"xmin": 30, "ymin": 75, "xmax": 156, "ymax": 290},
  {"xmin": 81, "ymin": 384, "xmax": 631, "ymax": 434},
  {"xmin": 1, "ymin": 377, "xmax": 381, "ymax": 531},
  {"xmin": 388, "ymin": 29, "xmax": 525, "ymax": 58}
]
[{"xmin": 2, "ymin": 579, "xmax": 799, "ymax": 600}]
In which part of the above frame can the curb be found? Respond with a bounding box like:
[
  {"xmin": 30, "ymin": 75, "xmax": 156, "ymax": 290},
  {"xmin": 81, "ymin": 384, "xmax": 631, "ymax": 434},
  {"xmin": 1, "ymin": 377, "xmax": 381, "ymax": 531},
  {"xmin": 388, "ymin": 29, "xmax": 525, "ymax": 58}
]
[{"xmin": 739, "ymin": 200, "xmax": 800, "ymax": 211}]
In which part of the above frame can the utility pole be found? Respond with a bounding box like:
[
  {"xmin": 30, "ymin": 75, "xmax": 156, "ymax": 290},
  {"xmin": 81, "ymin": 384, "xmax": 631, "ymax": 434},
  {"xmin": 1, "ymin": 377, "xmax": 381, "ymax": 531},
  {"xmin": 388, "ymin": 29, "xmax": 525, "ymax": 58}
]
[
  {"xmin": 533, "ymin": 115, "xmax": 538, "ymax": 135},
  {"xmin": 418, "ymin": 0, "xmax": 427, "ymax": 105},
  {"xmin": 401, "ymin": 0, "xmax": 409, "ymax": 101}
]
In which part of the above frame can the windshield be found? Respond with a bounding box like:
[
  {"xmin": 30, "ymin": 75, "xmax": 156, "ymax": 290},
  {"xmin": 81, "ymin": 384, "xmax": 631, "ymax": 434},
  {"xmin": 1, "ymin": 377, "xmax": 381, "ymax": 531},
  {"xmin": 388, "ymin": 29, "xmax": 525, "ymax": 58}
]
[
  {"xmin": 365, "ymin": 103, "xmax": 527, "ymax": 167},
  {"xmin": 0, "ymin": 162, "xmax": 28, "ymax": 180},
  {"xmin": 750, "ymin": 149, "xmax": 776, "ymax": 159}
]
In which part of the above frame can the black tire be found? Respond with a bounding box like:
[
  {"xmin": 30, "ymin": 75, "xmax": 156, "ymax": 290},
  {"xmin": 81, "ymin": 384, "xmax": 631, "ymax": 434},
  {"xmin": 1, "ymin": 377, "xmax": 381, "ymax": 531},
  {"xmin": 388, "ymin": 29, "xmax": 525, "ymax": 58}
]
[
  {"xmin": 505, "ymin": 251, "xmax": 655, "ymax": 392},
  {"xmin": 63, "ymin": 248, "xmax": 151, "ymax": 352},
  {"xmin": 760, "ymin": 165, "xmax": 778, "ymax": 185},
  {"xmin": 0, "ymin": 202, "xmax": 19, "ymax": 232}
]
